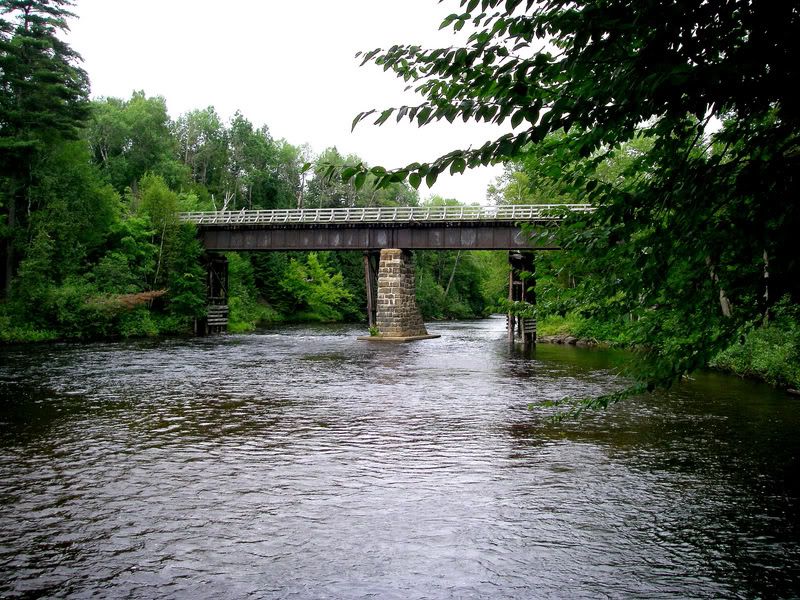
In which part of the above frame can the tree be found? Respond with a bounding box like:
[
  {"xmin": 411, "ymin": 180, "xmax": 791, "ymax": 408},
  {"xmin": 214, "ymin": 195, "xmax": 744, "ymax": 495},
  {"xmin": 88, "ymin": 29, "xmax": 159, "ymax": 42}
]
[
  {"xmin": 86, "ymin": 92, "xmax": 186, "ymax": 193},
  {"xmin": 0, "ymin": 0, "xmax": 90, "ymax": 295},
  {"xmin": 308, "ymin": 147, "xmax": 418, "ymax": 209},
  {"xmin": 487, "ymin": 131, "xmax": 654, "ymax": 205},
  {"xmin": 173, "ymin": 106, "xmax": 227, "ymax": 190},
  {"xmin": 223, "ymin": 112, "xmax": 294, "ymax": 211},
  {"xmin": 22, "ymin": 141, "xmax": 119, "ymax": 280},
  {"xmin": 279, "ymin": 252, "xmax": 355, "ymax": 322},
  {"xmin": 350, "ymin": 0, "xmax": 800, "ymax": 400}
]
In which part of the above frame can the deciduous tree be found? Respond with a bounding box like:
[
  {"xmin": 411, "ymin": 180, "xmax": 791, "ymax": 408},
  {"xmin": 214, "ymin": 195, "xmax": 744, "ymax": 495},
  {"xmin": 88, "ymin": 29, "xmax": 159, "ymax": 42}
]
[
  {"xmin": 351, "ymin": 0, "xmax": 800, "ymax": 398},
  {"xmin": 86, "ymin": 92, "xmax": 186, "ymax": 193}
]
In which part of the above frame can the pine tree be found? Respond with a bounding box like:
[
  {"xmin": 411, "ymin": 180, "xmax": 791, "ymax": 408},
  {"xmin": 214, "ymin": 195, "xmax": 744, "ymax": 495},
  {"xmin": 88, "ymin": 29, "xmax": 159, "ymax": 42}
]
[{"xmin": 0, "ymin": 0, "xmax": 90, "ymax": 295}]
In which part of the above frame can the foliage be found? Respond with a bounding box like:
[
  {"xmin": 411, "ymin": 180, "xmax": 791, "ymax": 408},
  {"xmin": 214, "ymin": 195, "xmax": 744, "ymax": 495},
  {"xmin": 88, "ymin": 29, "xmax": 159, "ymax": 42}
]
[
  {"xmin": 173, "ymin": 106, "xmax": 227, "ymax": 190},
  {"xmin": 0, "ymin": 0, "xmax": 90, "ymax": 294},
  {"xmin": 350, "ymin": 0, "xmax": 800, "ymax": 396},
  {"xmin": 350, "ymin": 0, "xmax": 798, "ymax": 185},
  {"xmin": 488, "ymin": 133, "xmax": 654, "ymax": 205},
  {"xmin": 225, "ymin": 252, "xmax": 260, "ymax": 332},
  {"xmin": 279, "ymin": 253, "xmax": 355, "ymax": 322},
  {"xmin": 471, "ymin": 250, "xmax": 509, "ymax": 312},
  {"xmin": 166, "ymin": 224, "xmax": 207, "ymax": 322},
  {"xmin": 0, "ymin": 3, "xmax": 505, "ymax": 342},
  {"xmin": 414, "ymin": 250, "xmax": 487, "ymax": 319},
  {"xmin": 95, "ymin": 216, "xmax": 157, "ymax": 293},
  {"xmin": 307, "ymin": 147, "xmax": 418, "ymax": 209},
  {"xmin": 711, "ymin": 299, "xmax": 800, "ymax": 389},
  {"xmin": 0, "ymin": 0, "xmax": 89, "ymax": 153},
  {"xmin": 410, "ymin": 196, "xmax": 506, "ymax": 319},
  {"xmin": 29, "ymin": 141, "xmax": 120, "ymax": 263},
  {"xmin": 537, "ymin": 313, "xmax": 632, "ymax": 346},
  {"xmin": 0, "ymin": 313, "xmax": 57, "ymax": 343},
  {"xmin": 223, "ymin": 252, "xmax": 284, "ymax": 333},
  {"xmin": 86, "ymin": 92, "xmax": 186, "ymax": 193}
]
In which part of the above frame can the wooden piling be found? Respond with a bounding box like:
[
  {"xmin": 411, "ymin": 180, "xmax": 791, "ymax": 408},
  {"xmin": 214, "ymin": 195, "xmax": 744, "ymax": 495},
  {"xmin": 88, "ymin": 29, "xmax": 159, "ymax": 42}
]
[
  {"xmin": 508, "ymin": 251, "xmax": 536, "ymax": 346},
  {"xmin": 364, "ymin": 251, "xmax": 377, "ymax": 328}
]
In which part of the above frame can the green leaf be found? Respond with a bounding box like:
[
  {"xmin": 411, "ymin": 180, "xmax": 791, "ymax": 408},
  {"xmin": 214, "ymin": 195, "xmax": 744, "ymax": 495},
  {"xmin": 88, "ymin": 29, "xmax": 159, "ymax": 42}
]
[
  {"xmin": 388, "ymin": 170, "xmax": 407, "ymax": 183},
  {"xmin": 374, "ymin": 108, "xmax": 395, "ymax": 126},
  {"xmin": 351, "ymin": 110, "xmax": 374, "ymax": 132},
  {"xmin": 353, "ymin": 171, "xmax": 366, "ymax": 189},
  {"xmin": 449, "ymin": 157, "xmax": 467, "ymax": 175},
  {"xmin": 439, "ymin": 13, "xmax": 459, "ymax": 30},
  {"xmin": 425, "ymin": 170, "xmax": 439, "ymax": 188},
  {"xmin": 417, "ymin": 105, "xmax": 433, "ymax": 125}
]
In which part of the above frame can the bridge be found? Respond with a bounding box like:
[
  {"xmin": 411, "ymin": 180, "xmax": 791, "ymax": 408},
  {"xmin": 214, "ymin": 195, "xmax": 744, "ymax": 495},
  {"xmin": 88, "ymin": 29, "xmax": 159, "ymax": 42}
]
[
  {"xmin": 180, "ymin": 204, "xmax": 593, "ymax": 342},
  {"xmin": 181, "ymin": 204, "xmax": 593, "ymax": 251}
]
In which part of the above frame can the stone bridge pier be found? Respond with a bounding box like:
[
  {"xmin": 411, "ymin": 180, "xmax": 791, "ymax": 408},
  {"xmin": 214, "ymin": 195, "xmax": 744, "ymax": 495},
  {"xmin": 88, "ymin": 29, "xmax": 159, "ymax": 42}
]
[{"xmin": 360, "ymin": 248, "xmax": 439, "ymax": 342}]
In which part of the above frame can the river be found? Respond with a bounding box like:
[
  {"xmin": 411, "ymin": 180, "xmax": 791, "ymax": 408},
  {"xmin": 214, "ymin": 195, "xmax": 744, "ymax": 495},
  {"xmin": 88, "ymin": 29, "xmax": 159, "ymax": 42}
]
[{"xmin": 1, "ymin": 317, "xmax": 798, "ymax": 598}]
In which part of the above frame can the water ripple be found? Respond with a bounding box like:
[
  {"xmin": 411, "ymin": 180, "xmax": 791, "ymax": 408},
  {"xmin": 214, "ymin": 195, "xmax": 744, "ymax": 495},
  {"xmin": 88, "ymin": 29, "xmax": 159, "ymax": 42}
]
[{"xmin": 1, "ymin": 317, "xmax": 799, "ymax": 598}]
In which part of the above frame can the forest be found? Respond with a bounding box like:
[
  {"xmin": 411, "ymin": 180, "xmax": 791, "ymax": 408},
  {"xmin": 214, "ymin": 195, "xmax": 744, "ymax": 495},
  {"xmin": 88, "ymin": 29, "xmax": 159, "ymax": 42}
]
[
  {"xmin": 1, "ymin": 0, "xmax": 798, "ymax": 395},
  {"xmin": 0, "ymin": 87, "xmax": 510, "ymax": 339},
  {"xmin": 0, "ymin": 3, "xmax": 509, "ymax": 344}
]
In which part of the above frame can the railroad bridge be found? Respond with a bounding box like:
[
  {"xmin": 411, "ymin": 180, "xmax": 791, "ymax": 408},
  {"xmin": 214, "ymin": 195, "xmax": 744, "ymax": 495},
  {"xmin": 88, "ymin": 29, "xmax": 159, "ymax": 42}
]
[{"xmin": 180, "ymin": 204, "xmax": 593, "ymax": 343}]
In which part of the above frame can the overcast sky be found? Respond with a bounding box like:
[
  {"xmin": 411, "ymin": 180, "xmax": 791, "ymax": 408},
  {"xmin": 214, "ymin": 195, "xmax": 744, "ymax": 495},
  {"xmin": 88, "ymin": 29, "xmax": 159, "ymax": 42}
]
[{"xmin": 65, "ymin": 0, "xmax": 510, "ymax": 205}]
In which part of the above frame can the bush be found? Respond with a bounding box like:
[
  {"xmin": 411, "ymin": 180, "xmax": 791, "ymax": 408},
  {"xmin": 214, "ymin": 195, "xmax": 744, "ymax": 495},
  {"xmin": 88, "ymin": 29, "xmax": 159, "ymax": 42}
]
[
  {"xmin": 117, "ymin": 307, "xmax": 159, "ymax": 338},
  {"xmin": 0, "ymin": 311, "xmax": 58, "ymax": 343},
  {"xmin": 537, "ymin": 312, "xmax": 632, "ymax": 345},
  {"xmin": 711, "ymin": 300, "xmax": 800, "ymax": 388}
]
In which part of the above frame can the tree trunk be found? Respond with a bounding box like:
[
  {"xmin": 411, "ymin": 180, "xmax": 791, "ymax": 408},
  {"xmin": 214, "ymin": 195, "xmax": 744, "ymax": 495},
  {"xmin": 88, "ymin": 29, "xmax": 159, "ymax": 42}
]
[
  {"xmin": 763, "ymin": 249, "xmax": 770, "ymax": 322},
  {"xmin": 706, "ymin": 257, "xmax": 733, "ymax": 317},
  {"xmin": 152, "ymin": 221, "xmax": 168, "ymax": 290},
  {"xmin": 444, "ymin": 251, "xmax": 461, "ymax": 298},
  {"xmin": 3, "ymin": 198, "xmax": 15, "ymax": 296}
]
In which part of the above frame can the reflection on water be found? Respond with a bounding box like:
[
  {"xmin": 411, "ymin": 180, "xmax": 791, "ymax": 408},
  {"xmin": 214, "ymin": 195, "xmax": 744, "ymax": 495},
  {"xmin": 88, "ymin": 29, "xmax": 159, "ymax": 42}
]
[{"xmin": 1, "ymin": 317, "xmax": 798, "ymax": 598}]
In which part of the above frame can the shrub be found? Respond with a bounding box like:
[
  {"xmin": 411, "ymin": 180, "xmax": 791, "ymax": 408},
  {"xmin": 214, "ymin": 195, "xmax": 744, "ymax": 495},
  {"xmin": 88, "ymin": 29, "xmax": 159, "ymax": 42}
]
[{"xmin": 711, "ymin": 300, "xmax": 800, "ymax": 388}]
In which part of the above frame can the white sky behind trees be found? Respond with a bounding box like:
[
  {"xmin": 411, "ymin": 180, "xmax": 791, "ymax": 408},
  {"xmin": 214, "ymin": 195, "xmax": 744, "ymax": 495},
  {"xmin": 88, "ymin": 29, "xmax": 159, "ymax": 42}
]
[{"xmin": 66, "ymin": 0, "xmax": 509, "ymax": 205}]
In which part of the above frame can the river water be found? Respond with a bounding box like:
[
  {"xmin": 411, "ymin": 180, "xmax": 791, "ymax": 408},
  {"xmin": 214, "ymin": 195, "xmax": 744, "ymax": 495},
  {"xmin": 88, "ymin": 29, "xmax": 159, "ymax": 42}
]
[{"xmin": 1, "ymin": 317, "xmax": 798, "ymax": 598}]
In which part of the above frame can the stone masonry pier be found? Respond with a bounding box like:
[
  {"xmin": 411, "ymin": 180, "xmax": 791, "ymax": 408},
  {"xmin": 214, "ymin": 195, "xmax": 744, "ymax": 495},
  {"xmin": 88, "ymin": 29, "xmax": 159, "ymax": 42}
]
[{"xmin": 365, "ymin": 249, "xmax": 438, "ymax": 342}]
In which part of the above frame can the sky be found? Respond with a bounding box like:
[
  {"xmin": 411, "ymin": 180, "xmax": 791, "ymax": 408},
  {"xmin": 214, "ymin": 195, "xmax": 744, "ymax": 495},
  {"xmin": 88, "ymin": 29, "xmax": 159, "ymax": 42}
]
[{"xmin": 65, "ymin": 0, "xmax": 511, "ymax": 205}]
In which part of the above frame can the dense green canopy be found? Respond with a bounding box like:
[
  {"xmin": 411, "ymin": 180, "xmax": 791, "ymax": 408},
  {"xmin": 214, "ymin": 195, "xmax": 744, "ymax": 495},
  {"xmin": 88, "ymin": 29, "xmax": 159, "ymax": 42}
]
[
  {"xmin": 0, "ymin": 0, "xmax": 90, "ymax": 294},
  {"xmin": 0, "ymin": 0, "xmax": 500, "ymax": 341},
  {"xmin": 351, "ymin": 0, "xmax": 800, "ymax": 398}
]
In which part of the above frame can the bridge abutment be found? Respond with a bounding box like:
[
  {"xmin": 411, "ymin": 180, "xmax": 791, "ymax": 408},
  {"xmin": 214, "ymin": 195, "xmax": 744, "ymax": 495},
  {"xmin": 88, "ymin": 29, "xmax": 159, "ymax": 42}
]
[
  {"xmin": 370, "ymin": 249, "xmax": 434, "ymax": 341},
  {"xmin": 508, "ymin": 251, "xmax": 536, "ymax": 346}
]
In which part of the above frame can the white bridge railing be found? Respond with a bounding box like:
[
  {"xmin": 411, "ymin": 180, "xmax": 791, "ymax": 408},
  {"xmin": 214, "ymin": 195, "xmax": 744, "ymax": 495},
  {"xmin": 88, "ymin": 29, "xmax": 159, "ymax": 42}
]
[{"xmin": 180, "ymin": 204, "xmax": 594, "ymax": 226}]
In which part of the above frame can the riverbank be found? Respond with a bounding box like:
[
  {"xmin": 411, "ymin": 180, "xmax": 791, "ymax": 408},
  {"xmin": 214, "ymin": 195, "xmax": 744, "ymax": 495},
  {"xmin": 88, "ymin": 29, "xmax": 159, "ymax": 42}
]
[
  {"xmin": 536, "ymin": 333, "xmax": 607, "ymax": 348},
  {"xmin": 537, "ymin": 312, "xmax": 800, "ymax": 391}
]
